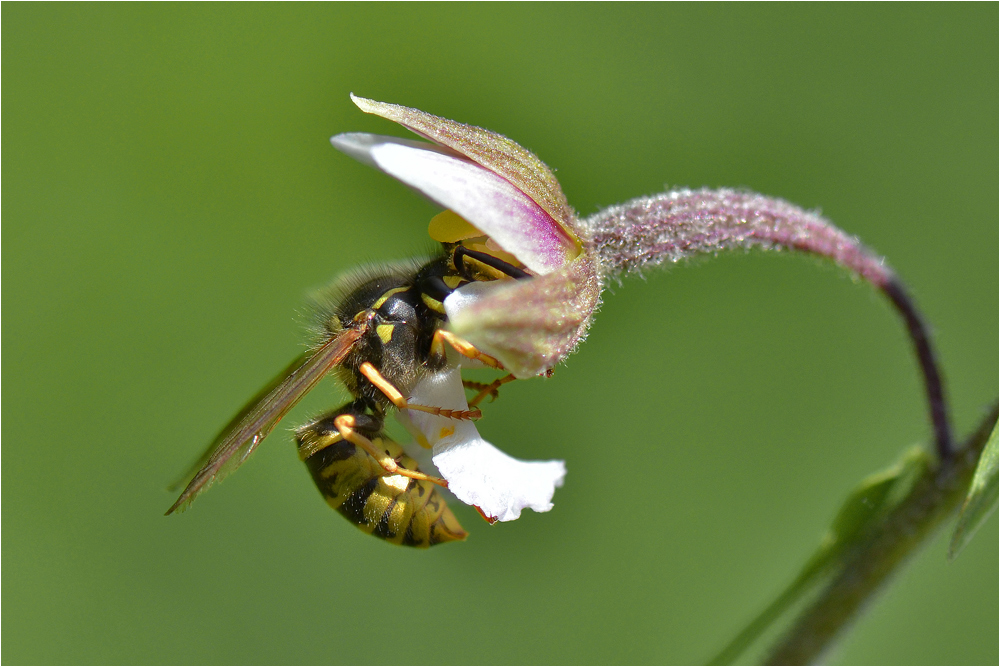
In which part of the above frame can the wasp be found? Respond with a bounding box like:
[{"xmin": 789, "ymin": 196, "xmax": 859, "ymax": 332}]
[{"xmin": 166, "ymin": 239, "xmax": 528, "ymax": 546}]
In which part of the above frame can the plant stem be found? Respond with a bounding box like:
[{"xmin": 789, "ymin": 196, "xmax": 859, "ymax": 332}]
[
  {"xmin": 763, "ymin": 403, "xmax": 998, "ymax": 665},
  {"xmin": 881, "ymin": 278, "xmax": 953, "ymax": 460},
  {"xmin": 585, "ymin": 188, "xmax": 954, "ymax": 461}
]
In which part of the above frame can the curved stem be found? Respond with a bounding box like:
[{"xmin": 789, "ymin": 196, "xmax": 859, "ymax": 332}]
[
  {"xmin": 584, "ymin": 188, "xmax": 953, "ymax": 460},
  {"xmin": 881, "ymin": 278, "xmax": 953, "ymax": 459}
]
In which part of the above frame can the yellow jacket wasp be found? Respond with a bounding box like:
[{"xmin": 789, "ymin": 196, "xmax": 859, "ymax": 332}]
[{"xmin": 166, "ymin": 238, "xmax": 527, "ymax": 546}]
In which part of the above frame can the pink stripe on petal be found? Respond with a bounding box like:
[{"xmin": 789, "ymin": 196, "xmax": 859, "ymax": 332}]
[
  {"xmin": 350, "ymin": 95, "xmax": 585, "ymax": 246},
  {"xmin": 368, "ymin": 142, "xmax": 575, "ymax": 275}
]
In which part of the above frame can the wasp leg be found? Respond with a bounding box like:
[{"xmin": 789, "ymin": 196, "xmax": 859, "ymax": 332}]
[
  {"xmin": 463, "ymin": 380, "xmax": 499, "ymax": 402},
  {"xmin": 358, "ymin": 362, "xmax": 482, "ymax": 420},
  {"xmin": 467, "ymin": 373, "xmax": 518, "ymax": 407},
  {"xmin": 430, "ymin": 329, "xmax": 504, "ymax": 370},
  {"xmin": 333, "ymin": 413, "xmax": 448, "ymax": 488}
]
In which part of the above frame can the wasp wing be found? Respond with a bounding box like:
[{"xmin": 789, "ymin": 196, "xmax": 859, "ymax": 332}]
[
  {"xmin": 165, "ymin": 327, "xmax": 364, "ymax": 515},
  {"xmin": 167, "ymin": 352, "xmax": 310, "ymax": 493}
]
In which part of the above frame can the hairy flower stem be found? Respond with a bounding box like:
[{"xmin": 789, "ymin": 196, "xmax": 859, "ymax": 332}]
[
  {"xmin": 764, "ymin": 403, "xmax": 997, "ymax": 665},
  {"xmin": 584, "ymin": 188, "xmax": 953, "ymax": 460}
]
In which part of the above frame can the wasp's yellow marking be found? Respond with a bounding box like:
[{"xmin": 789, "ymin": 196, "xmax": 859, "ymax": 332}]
[
  {"xmin": 376, "ymin": 324, "xmax": 395, "ymax": 344},
  {"xmin": 443, "ymin": 275, "xmax": 463, "ymax": 289},
  {"xmin": 372, "ymin": 286, "xmax": 409, "ymax": 310},
  {"xmin": 297, "ymin": 432, "xmax": 343, "ymax": 460},
  {"xmin": 421, "ymin": 293, "xmax": 446, "ymax": 313},
  {"xmin": 428, "ymin": 209, "xmax": 482, "ymax": 243}
]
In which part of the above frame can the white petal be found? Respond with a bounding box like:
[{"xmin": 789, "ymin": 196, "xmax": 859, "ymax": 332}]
[
  {"xmin": 331, "ymin": 132, "xmax": 457, "ymax": 170},
  {"xmin": 331, "ymin": 133, "xmax": 575, "ymax": 275},
  {"xmin": 401, "ymin": 368, "xmax": 480, "ymax": 450},
  {"xmin": 402, "ymin": 368, "xmax": 566, "ymax": 522},
  {"xmin": 433, "ymin": 438, "xmax": 566, "ymax": 523}
]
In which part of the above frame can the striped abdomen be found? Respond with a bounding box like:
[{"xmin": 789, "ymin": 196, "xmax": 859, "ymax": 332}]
[{"xmin": 296, "ymin": 417, "xmax": 466, "ymax": 548}]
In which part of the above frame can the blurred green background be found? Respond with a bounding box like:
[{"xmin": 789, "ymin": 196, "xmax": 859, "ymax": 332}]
[{"xmin": 4, "ymin": 4, "xmax": 996, "ymax": 664}]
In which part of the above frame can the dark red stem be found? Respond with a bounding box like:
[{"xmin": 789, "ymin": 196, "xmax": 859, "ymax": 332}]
[{"xmin": 881, "ymin": 278, "xmax": 953, "ymax": 459}]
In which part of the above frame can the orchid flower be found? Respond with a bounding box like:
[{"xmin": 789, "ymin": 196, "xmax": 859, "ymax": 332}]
[
  {"xmin": 331, "ymin": 95, "xmax": 601, "ymax": 522},
  {"xmin": 331, "ymin": 94, "xmax": 954, "ymax": 524}
]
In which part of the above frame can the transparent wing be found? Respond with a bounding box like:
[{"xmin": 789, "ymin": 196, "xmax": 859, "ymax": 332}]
[
  {"xmin": 165, "ymin": 327, "xmax": 364, "ymax": 515},
  {"xmin": 167, "ymin": 352, "xmax": 315, "ymax": 494}
]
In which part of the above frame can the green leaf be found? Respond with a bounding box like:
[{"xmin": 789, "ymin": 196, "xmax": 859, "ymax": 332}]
[
  {"xmin": 827, "ymin": 445, "xmax": 927, "ymax": 544},
  {"xmin": 949, "ymin": 423, "xmax": 998, "ymax": 560},
  {"xmin": 710, "ymin": 445, "xmax": 929, "ymax": 665}
]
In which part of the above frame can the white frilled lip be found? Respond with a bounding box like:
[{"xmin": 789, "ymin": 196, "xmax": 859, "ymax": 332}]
[
  {"xmin": 401, "ymin": 368, "xmax": 566, "ymax": 523},
  {"xmin": 331, "ymin": 132, "xmax": 576, "ymax": 276}
]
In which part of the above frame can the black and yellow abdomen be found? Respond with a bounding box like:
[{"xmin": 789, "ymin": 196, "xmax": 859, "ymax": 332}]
[{"xmin": 296, "ymin": 408, "xmax": 467, "ymax": 548}]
